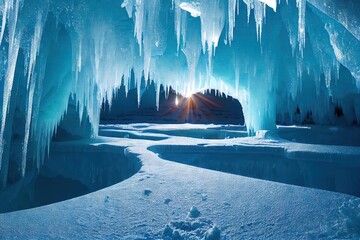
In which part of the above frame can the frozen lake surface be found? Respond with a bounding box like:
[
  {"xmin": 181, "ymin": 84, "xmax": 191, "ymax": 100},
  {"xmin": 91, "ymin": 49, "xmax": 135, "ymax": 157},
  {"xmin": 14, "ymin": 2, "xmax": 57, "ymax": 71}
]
[{"xmin": 0, "ymin": 124, "xmax": 360, "ymax": 239}]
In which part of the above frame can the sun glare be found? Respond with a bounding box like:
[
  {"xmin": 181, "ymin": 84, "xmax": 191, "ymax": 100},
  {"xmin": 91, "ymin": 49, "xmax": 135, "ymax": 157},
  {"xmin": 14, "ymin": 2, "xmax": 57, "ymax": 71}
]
[{"xmin": 185, "ymin": 90, "xmax": 194, "ymax": 98}]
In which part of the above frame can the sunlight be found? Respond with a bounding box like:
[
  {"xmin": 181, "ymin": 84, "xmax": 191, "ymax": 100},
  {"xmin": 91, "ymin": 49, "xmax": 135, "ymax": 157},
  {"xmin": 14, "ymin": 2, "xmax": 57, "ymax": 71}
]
[{"xmin": 185, "ymin": 89, "xmax": 195, "ymax": 98}]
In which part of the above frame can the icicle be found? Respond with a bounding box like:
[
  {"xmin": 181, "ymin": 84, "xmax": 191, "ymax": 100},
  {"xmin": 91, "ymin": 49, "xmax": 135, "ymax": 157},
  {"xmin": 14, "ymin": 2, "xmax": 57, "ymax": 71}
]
[
  {"xmin": 0, "ymin": 0, "xmax": 21, "ymax": 170},
  {"xmin": 254, "ymin": 1, "xmax": 265, "ymax": 42},
  {"xmin": 156, "ymin": 83, "xmax": 161, "ymax": 110},
  {"xmin": 296, "ymin": 0, "xmax": 306, "ymax": 56},
  {"xmin": 137, "ymin": 76, "xmax": 141, "ymax": 107},
  {"xmin": 324, "ymin": 68, "xmax": 331, "ymax": 89},
  {"xmin": 181, "ymin": 10, "xmax": 187, "ymax": 46},
  {"xmin": 228, "ymin": 0, "xmax": 237, "ymax": 44},
  {"xmin": 132, "ymin": 0, "xmax": 162, "ymax": 79},
  {"xmin": 26, "ymin": 11, "xmax": 45, "ymax": 89},
  {"xmin": 21, "ymin": 8, "xmax": 48, "ymax": 177},
  {"xmin": 0, "ymin": 42, "xmax": 21, "ymax": 169},
  {"xmin": 21, "ymin": 82, "xmax": 35, "ymax": 177},
  {"xmin": 0, "ymin": 0, "xmax": 9, "ymax": 45},
  {"xmin": 182, "ymin": 27, "xmax": 201, "ymax": 97},
  {"xmin": 174, "ymin": 0, "xmax": 182, "ymax": 52},
  {"xmin": 75, "ymin": 39, "xmax": 82, "ymax": 84},
  {"xmin": 134, "ymin": 0, "xmax": 144, "ymax": 56},
  {"xmin": 244, "ymin": 0, "xmax": 253, "ymax": 23},
  {"xmin": 199, "ymin": 0, "xmax": 226, "ymax": 72}
]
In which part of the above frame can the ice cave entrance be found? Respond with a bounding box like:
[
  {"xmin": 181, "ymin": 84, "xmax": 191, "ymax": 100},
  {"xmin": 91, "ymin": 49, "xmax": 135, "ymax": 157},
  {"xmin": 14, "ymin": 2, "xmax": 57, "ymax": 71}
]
[{"xmin": 101, "ymin": 85, "xmax": 245, "ymax": 127}]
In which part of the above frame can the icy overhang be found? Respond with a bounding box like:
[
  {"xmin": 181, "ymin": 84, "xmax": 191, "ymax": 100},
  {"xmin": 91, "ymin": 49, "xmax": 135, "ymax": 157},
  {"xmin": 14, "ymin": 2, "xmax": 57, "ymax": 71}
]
[{"xmin": 0, "ymin": 0, "xmax": 359, "ymax": 187}]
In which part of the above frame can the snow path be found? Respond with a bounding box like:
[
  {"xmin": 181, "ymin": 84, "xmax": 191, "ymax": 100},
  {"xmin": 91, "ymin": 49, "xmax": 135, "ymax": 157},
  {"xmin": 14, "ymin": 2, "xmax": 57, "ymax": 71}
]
[{"xmin": 0, "ymin": 124, "xmax": 359, "ymax": 239}]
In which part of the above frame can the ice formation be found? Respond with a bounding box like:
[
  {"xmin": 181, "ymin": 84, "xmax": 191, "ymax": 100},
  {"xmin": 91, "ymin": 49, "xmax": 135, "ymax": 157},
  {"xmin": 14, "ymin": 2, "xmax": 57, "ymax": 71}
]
[{"xmin": 0, "ymin": 0, "xmax": 359, "ymax": 187}]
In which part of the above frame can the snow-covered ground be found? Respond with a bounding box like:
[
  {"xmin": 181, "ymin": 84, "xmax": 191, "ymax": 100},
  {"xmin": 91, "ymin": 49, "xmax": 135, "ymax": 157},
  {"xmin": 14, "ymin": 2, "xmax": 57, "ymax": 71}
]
[{"xmin": 1, "ymin": 124, "xmax": 360, "ymax": 239}]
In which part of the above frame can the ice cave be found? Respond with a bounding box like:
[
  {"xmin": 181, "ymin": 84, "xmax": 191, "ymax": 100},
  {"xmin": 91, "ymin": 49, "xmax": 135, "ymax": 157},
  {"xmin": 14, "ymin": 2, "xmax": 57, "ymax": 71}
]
[{"xmin": 0, "ymin": 0, "xmax": 360, "ymax": 239}]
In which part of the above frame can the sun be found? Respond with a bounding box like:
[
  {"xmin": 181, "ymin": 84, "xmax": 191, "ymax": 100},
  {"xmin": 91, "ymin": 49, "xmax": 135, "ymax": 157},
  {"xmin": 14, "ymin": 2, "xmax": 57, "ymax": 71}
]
[{"xmin": 185, "ymin": 89, "xmax": 195, "ymax": 98}]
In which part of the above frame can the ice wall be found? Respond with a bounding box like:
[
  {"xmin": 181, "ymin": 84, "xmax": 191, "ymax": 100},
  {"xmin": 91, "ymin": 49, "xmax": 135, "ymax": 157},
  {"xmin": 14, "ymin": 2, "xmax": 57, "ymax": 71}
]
[{"xmin": 0, "ymin": 0, "xmax": 359, "ymax": 187}]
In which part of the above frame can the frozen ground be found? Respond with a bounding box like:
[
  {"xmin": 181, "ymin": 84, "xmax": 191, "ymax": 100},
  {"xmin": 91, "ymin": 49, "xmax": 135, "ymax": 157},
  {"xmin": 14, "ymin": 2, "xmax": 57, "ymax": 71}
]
[{"xmin": 1, "ymin": 124, "xmax": 360, "ymax": 239}]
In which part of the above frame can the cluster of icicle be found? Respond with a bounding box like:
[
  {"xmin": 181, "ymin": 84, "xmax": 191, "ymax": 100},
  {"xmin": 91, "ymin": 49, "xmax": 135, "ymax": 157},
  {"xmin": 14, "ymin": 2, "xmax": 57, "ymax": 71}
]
[{"xmin": 0, "ymin": 0, "xmax": 359, "ymax": 187}]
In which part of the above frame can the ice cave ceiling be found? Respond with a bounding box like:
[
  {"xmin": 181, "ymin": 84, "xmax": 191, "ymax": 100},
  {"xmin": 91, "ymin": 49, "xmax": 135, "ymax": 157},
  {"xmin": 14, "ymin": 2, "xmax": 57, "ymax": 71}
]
[{"xmin": 0, "ymin": 0, "xmax": 359, "ymax": 186}]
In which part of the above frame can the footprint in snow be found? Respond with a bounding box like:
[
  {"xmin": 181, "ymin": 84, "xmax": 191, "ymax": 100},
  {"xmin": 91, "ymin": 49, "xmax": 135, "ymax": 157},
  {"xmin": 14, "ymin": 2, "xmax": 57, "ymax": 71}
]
[
  {"xmin": 144, "ymin": 189, "xmax": 152, "ymax": 196},
  {"xmin": 201, "ymin": 194, "xmax": 208, "ymax": 201},
  {"xmin": 162, "ymin": 206, "xmax": 221, "ymax": 240},
  {"xmin": 189, "ymin": 206, "xmax": 200, "ymax": 218},
  {"xmin": 224, "ymin": 202, "xmax": 231, "ymax": 206}
]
